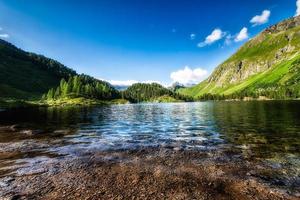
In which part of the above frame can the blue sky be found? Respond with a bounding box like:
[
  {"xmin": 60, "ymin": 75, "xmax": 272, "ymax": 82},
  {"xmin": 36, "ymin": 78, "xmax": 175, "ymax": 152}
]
[{"xmin": 0, "ymin": 0, "xmax": 298, "ymax": 86}]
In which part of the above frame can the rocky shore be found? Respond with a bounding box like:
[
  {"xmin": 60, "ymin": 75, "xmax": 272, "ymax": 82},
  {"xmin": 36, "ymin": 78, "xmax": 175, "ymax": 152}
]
[{"xmin": 1, "ymin": 142, "xmax": 299, "ymax": 200}]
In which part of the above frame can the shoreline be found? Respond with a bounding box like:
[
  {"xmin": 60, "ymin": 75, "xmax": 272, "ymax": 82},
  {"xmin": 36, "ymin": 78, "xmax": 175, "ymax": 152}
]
[
  {"xmin": 1, "ymin": 97, "xmax": 300, "ymax": 110},
  {"xmin": 0, "ymin": 98, "xmax": 130, "ymax": 110}
]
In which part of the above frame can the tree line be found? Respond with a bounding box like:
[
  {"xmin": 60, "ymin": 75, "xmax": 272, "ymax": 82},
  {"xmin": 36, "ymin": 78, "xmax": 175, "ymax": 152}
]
[
  {"xmin": 43, "ymin": 79, "xmax": 193, "ymax": 103},
  {"xmin": 196, "ymin": 86, "xmax": 300, "ymax": 100},
  {"xmin": 43, "ymin": 75, "xmax": 119, "ymax": 100},
  {"xmin": 123, "ymin": 83, "xmax": 192, "ymax": 103}
]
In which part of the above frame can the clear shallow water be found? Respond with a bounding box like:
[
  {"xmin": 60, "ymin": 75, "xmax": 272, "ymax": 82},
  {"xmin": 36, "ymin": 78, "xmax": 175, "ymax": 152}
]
[
  {"xmin": 64, "ymin": 103, "xmax": 222, "ymax": 152},
  {"xmin": 0, "ymin": 101, "xmax": 300, "ymax": 177}
]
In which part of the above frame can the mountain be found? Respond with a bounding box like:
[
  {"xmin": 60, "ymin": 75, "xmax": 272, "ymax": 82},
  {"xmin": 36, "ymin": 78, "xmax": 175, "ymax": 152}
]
[
  {"xmin": 0, "ymin": 39, "xmax": 76, "ymax": 99},
  {"xmin": 168, "ymin": 82, "xmax": 186, "ymax": 92},
  {"xmin": 113, "ymin": 85, "xmax": 130, "ymax": 91},
  {"xmin": 179, "ymin": 16, "xmax": 300, "ymax": 99},
  {"xmin": 123, "ymin": 83, "xmax": 191, "ymax": 103}
]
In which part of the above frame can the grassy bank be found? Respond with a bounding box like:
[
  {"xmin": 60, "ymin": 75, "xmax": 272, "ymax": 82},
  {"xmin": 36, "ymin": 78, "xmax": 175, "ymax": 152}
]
[
  {"xmin": 0, "ymin": 96, "xmax": 188, "ymax": 109},
  {"xmin": 40, "ymin": 97, "xmax": 130, "ymax": 107},
  {"xmin": 0, "ymin": 97, "xmax": 130, "ymax": 109}
]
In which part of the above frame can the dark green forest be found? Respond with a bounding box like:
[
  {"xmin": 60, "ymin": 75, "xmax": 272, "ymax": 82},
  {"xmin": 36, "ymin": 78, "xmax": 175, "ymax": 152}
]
[
  {"xmin": 123, "ymin": 83, "xmax": 192, "ymax": 103},
  {"xmin": 43, "ymin": 80, "xmax": 191, "ymax": 103}
]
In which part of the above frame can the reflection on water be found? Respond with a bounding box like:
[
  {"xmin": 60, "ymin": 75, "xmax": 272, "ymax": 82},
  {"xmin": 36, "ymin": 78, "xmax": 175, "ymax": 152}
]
[
  {"xmin": 0, "ymin": 101, "xmax": 300, "ymax": 179},
  {"xmin": 212, "ymin": 101, "xmax": 300, "ymax": 158},
  {"xmin": 0, "ymin": 106, "xmax": 92, "ymax": 130}
]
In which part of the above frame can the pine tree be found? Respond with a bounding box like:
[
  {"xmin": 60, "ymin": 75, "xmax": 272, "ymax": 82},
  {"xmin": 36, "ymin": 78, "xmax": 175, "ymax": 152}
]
[{"xmin": 46, "ymin": 88, "xmax": 55, "ymax": 100}]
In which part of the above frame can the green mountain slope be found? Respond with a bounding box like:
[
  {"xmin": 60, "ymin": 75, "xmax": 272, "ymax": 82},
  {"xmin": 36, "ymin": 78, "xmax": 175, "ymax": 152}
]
[
  {"xmin": 179, "ymin": 16, "xmax": 300, "ymax": 99},
  {"xmin": 0, "ymin": 39, "xmax": 76, "ymax": 99}
]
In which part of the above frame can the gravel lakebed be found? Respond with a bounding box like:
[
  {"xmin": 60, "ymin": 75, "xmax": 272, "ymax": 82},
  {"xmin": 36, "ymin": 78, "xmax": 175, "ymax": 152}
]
[{"xmin": 0, "ymin": 137, "xmax": 299, "ymax": 199}]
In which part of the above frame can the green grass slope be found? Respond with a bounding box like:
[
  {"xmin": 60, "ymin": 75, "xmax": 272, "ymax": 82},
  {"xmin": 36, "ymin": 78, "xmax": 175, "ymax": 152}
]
[
  {"xmin": 179, "ymin": 16, "xmax": 300, "ymax": 99},
  {"xmin": 0, "ymin": 39, "xmax": 76, "ymax": 99}
]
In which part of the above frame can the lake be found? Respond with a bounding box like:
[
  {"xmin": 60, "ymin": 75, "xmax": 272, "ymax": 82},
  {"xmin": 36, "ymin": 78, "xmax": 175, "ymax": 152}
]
[{"xmin": 0, "ymin": 101, "xmax": 300, "ymax": 199}]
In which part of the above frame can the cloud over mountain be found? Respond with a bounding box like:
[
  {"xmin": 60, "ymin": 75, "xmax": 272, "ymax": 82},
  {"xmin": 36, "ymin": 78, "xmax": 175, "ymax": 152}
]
[
  {"xmin": 296, "ymin": 0, "xmax": 300, "ymax": 16},
  {"xmin": 198, "ymin": 29, "xmax": 225, "ymax": 47},
  {"xmin": 170, "ymin": 66, "xmax": 208, "ymax": 85},
  {"xmin": 235, "ymin": 27, "xmax": 249, "ymax": 42},
  {"xmin": 250, "ymin": 10, "xmax": 271, "ymax": 26}
]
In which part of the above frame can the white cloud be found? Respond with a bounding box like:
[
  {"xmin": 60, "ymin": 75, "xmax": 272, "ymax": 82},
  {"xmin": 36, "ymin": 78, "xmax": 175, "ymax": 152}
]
[
  {"xmin": 234, "ymin": 27, "xmax": 249, "ymax": 42},
  {"xmin": 198, "ymin": 28, "xmax": 225, "ymax": 47},
  {"xmin": 190, "ymin": 33, "xmax": 196, "ymax": 40},
  {"xmin": 0, "ymin": 27, "xmax": 9, "ymax": 38},
  {"xmin": 170, "ymin": 66, "xmax": 208, "ymax": 85},
  {"xmin": 250, "ymin": 10, "xmax": 271, "ymax": 26},
  {"xmin": 0, "ymin": 34, "xmax": 9, "ymax": 38},
  {"xmin": 296, "ymin": 0, "xmax": 300, "ymax": 16},
  {"xmin": 107, "ymin": 80, "xmax": 138, "ymax": 86}
]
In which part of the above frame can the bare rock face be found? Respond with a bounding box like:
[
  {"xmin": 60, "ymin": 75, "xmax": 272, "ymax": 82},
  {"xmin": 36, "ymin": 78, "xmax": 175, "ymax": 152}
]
[
  {"xmin": 264, "ymin": 15, "xmax": 300, "ymax": 34},
  {"xmin": 276, "ymin": 45, "xmax": 295, "ymax": 60}
]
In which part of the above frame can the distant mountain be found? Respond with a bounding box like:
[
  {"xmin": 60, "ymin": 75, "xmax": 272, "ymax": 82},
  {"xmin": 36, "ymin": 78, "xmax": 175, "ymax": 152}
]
[
  {"xmin": 113, "ymin": 85, "xmax": 130, "ymax": 91},
  {"xmin": 168, "ymin": 82, "xmax": 185, "ymax": 92},
  {"xmin": 0, "ymin": 39, "xmax": 76, "ymax": 99},
  {"xmin": 179, "ymin": 16, "xmax": 300, "ymax": 99}
]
